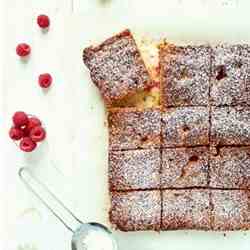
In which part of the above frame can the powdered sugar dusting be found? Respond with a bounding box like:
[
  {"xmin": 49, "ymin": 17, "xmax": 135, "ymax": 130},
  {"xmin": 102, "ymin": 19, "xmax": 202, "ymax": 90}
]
[
  {"xmin": 160, "ymin": 44, "xmax": 211, "ymax": 107},
  {"xmin": 109, "ymin": 149, "xmax": 160, "ymax": 190},
  {"xmin": 210, "ymin": 146, "xmax": 250, "ymax": 188},
  {"xmin": 83, "ymin": 30, "xmax": 151, "ymax": 104},
  {"xmin": 211, "ymin": 44, "xmax": 250, "ymax": 106},
  {"xmin": 162, "ymin": 107, "xmax": 209, "ymax": 147},
  {"xmin": 211, "ymin": 106, "xmax": 250, "ymax": 146},
  {"xmin": 110, "ymin": 190, "xmax": 161, "ymax": 231},
  {"xmin": 211, "ymin": 190, "xmax": 250, "ymax": 230},
  {"xmin": 108, "ymin": 108, "xmax": 161, "ymax": 150},
  {"xmin": 162, "ymin": 189, "xmax": 210, "ymax": 230},
  {"xmin": 86, "ymin": 32, "xmax": 250, "ymax": 232},
  {"xmin": 161, "ymin": 147, "xmax": 209, "ymax": 188}
]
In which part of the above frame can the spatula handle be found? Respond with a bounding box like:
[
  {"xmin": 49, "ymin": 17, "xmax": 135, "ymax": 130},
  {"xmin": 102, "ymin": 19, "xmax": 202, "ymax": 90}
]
[{"xmin": 19, "ymin": 167, "xmax": 83, "ymax": 232}]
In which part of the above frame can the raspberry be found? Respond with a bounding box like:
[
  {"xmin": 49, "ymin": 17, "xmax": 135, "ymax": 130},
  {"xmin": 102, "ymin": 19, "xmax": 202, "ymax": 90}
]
[
  {"xmin": 16, "ymin": 43, "xmax": 31, "ymax": 57},
  {"xmin": 30, "ymin": 126, "xmax": 46, "ymax": 142},
  {"xmin": 38, "ymin": 73, "xmax": 52, "ymax": 88},
  {"xmin": 216, "ymin": 65, "xmax": 227, "ymax": 81},
  {"xmin": 37, "ymin": 14, "xmax": 50, "ymax": 29},
  {"xmin": 12, "ymin": 111, "xmax": 29, "ymax": 127},
  {"xmin": 21, "ymin": 126, "xmax": 31, "ymax": 137},
  {"xmin": 20, "ymin": 137, "xmax": 37, "ymax": 152},
  {"xmin": 27, "ymin": 117, "xmax": 42, "ymax": 131},
  {"xmin": 145, "ymin": 81, "xmax": 160, "ymax": 91},
  {"xmin": 9, "ymin": 127, "xmax": 24, "ymax": 140}
]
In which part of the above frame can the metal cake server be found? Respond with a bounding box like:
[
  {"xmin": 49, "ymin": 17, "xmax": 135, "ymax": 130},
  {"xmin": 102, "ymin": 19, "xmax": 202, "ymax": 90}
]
[{"xmin": 19, "ymin": 167, "xmax": 117, "ymax": 250}]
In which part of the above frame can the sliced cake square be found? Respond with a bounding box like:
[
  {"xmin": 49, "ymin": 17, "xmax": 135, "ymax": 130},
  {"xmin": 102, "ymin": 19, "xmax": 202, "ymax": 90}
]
[
  {"xmin": 109, "ymin": 149, "xmax": 161, "ymax": 191},
  {"xmin": 160, "ymin": 44, "xmax": 211, "ymax": 108},
  {"xmin": 162, "ymin": 107, "xmax": 209, "ymax": 147},
  {"xmin": 83, "ymin": 29, "xmax": 152, "ymax": 105},
  {"xmin": 211, "ymin": 190, "xmax": 250, "ymax": 230},
  {"xmin": 211, "ymin": 44, "xmax": 250, "ymax": 106},
  {"xmin": 108, "ymin": 108, "xmax": 161, "ymax": 150},
  {"xmin": 211, "ymin": 106, "xmax": 250, "ymax": 146},
  {"xmin": 210, "ymin": 146, "xmax": 250, "ymax": 189},
  {"xmin": 161, "ymin": 147, "xmax": 209, "ymax": 188},
  {"xmin": 110, "ymin": 190, "xmax": 161, "ymax": 231},
  {"xmin": 162, "ymin": 189, "xmax": 211, "ymax": 230}
]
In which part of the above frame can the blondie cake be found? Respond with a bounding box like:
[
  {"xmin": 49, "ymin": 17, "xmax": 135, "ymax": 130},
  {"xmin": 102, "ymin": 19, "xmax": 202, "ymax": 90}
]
[{"xmin": 83, "ymin": 31, "xmax": 250, "ymax": 231}]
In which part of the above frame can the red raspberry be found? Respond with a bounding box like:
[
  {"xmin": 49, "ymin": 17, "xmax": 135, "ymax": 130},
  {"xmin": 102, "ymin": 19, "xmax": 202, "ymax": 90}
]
[
  {"xmin": 38, "ymin": 73, "xmax": 52, "ymax": 88},
  {"xmin": 37, "ymin": 15, "xmax": 50, "ymax": 29},
  {"xmin": 9, "ymin": 127, "xmax": 24, "ymax": 140},
  {"xmin": 12, "ymin": 111, "xmax": 29, "ymax": 127},
  {"xmin": 16, "ymin": 43, "xmax": 31, "ymax": 57},
  {"xmin": 30, "ymin": 126, "xmax": 46, "ymax": 142},
  {"xmin": 21, "ymin": 126, "xmax": 31, "ymax": 137},
  {"xmin": 145, "ymin": 81, "xmax": 160, "ymax": 91},
  {"xmin": 20, "ymin": 137, "xmax": 37, "ymax": 152},
  {"xmin": 27, "ymin": 117, "xmax": 42, "ymax": 131}
]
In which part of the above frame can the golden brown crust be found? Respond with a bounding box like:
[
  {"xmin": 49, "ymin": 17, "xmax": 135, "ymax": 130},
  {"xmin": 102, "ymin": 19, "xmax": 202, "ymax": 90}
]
[{"xmin": 84, "ymin": 30, "xmax": 132, "ymax": 54}]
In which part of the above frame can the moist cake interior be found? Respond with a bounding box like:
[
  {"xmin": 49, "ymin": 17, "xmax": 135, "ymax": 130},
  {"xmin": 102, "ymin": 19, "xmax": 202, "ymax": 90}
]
[
  {"xmin": 112, "ymin": 36, "xmax": 161, "ymax": 109},
  {"xmin": 112, "ymin": 86, "xmax": 160, "ymax": 109}
]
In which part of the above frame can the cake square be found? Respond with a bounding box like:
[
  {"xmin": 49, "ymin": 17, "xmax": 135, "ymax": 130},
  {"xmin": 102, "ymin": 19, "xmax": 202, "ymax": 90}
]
[
  {"xmin": 162, "ymin": 107, "xmax": 209, "ymax": 147},
  {"xmin": 83, "ymin": 29, "xmax": 152, "ymax": 105},
  {"xmin": 211, "ymin": 44, "xmax": 250, "ymax": 106},
  {"xmin": 108, "ymin": 108, "xmax": 161, "ymax": 150},
  {"xmin": 211, "ymin": 190, "xmax": 250, "ymax": 230},
  {"xmin": 161, "ymin": 147, "xmax": 209, "ymax": 188},
  {"xmin": 110, "ymin": 190, "xmax": 161, "ymax": 231},
  {"xmin": 211, "ymin": 106, "xmax": 250, "ymax": 146},
  {"xmin": 160, "ymin": 44, "xmax": 211, "ymax": 108},
  {"xmin": 210, "ymin": 146, "xmax": 250, "ymax": 189},
  {"xmin": 162, "ymin": 189, "xmax": 211, "ymax": 230},
  {"xmin": 109, "ymin": 149, "xmax": 161, "ymax": 191}
]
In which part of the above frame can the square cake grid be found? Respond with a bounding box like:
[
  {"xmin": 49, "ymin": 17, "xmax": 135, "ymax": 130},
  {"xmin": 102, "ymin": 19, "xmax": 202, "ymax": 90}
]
[{"xmin": 107, "ymin": 43, "xmax": 250, "ymax": 231}]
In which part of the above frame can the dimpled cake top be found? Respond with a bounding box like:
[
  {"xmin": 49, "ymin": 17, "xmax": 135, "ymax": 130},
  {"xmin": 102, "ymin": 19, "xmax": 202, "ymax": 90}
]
[
  {"xmin": 211, "ymin": 106, "xmax": 250, "ymax": 146},
  {"xmin": 210, "ymin": 146, "xmax": 250, "ymax": 189},
  {"xmin": 83, "ymin": 29, "xmax": 151, "ymax": 105},
  {"xmin": 108, "ymin": 107, "xmax": 161, "ymax": 150},
  {"xmin": 161, "ymin": 147, "xmax": 209, "ymax": 188},
  {"xmin": 109, "ymin": 149, "xmax": 161, "ymax": 191},
  {"xmin": 110, "ymin": 190, "xmax": 161, "ymax": 231},
  {"xmin": 162, "ymin": 107, "xmax": 210, "ymax": 147},
  {"xmin": 162, "ymin": 189, "xmax": 211, "ymax": 230},
  {"xmin": 160, "ymin": 44, "xmax": 211, "ymax": 108},
  {"xmin": 211, "ymin": 190, "xmax": 250, "ymax": 231},
  {"xmin": 211, "ymin": 44, "xmax": 250, "ymax": 106}
]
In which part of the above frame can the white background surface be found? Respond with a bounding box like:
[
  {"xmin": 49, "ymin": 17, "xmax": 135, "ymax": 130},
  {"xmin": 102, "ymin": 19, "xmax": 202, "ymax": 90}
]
[{"xmin": 2, "ymin": 0, "xmax": 250, "ymax": 250}]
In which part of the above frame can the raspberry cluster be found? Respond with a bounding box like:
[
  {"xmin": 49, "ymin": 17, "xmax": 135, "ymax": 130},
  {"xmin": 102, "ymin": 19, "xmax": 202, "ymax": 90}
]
[{"xmin": 9, "ymin": 111, "xmax": 46, "ymax": 152}]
